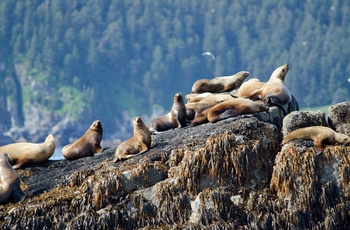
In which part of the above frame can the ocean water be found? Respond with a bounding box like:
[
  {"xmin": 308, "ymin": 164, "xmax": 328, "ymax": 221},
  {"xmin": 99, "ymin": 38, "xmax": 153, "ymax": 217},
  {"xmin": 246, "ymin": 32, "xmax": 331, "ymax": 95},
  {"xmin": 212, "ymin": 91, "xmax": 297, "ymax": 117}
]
[{"xmin": 50, "ymin": 147, "xmax": 64, "ymax": 160}]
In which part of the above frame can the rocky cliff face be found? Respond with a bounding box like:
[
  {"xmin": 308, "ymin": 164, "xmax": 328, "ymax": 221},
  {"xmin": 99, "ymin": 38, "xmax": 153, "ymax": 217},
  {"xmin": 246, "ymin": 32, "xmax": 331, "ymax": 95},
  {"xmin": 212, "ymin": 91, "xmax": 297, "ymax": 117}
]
[{"xmin": 0, "ymin": 101, "xmax": 349, "ymax": 229}]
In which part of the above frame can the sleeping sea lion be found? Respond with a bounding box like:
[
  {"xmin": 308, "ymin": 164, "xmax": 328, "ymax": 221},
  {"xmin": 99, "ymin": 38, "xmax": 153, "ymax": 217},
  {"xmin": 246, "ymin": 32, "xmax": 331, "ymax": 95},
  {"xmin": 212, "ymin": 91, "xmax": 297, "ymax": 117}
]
[
  {"xmin": 192, "ymin": 71, "xmax": 249, "ymax": 93},
  {"xmin": 0, "ymin": 134, "xmax": 56, "ymax": 169},
  {"xmin": 207, "ymin": 98, "xmax": 270, "ymax": 123},
  {"xmin": 282, "ymin": 126, "xmax": 350, "ymax": 155}
]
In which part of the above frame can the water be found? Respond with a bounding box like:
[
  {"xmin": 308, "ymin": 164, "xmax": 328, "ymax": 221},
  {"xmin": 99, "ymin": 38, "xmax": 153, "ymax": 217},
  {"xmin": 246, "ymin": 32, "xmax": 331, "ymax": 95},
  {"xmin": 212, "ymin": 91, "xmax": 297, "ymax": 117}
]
[{"xmin": 50, "ymin": 146, "xmax": 64, "ymax": 160}]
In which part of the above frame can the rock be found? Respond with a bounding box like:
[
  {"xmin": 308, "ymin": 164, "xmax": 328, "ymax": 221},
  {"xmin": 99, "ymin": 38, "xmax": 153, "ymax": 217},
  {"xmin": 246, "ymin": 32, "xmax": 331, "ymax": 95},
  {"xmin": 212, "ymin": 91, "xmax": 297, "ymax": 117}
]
[
  {"xmin": 1, "ymin": 101, "xmax": 349, "ymax": 229},
  {"xmin": 282, "ymin": 110, "xmax": 328, "ymax": 136},
  {"xmin": 328, "ymin": 101, "xmax": 350, "ymax": 136},
  {"xmin": 270, "ymin": 144, "xmax": 350, "ymax": 229}
]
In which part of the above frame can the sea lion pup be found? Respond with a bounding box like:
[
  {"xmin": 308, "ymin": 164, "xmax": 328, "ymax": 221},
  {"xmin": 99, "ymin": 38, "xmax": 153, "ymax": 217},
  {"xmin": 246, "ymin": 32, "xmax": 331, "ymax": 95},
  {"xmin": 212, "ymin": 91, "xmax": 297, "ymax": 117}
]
[
  {"xmin": 0, "ymin": 134, "xmax": 56, "ymax": 169},
  {"xmin": 185, "ymin": 92, "xmax": 213, "ymax": 103},
  {"xmin": 114, "ymin": 117, "xmax": 152, "ymax": 162},
  {"xmin": 148, "ymin": 93, "xmax": 187, "ymax": 133},
  {"xmin": 281, "ymin": 126, "xmax": 350, "ymax": 155},
  {"xmin": 62, "ymin": 120, "xmax": 103, "ymax": 160},
  {"xmin": 207, "ymin": 98, "xmax": 270, "ymax": 123},
  {"xmin": 235, "ymin": 78, "xmax": 265, "ymax": 98},
  {"xmin": 0, "ymin": 153, "xmax": 25, "ymax": 204},
  {"xmin": 191, "ymin": 71, "xmax": 249, "ymax": 93}
]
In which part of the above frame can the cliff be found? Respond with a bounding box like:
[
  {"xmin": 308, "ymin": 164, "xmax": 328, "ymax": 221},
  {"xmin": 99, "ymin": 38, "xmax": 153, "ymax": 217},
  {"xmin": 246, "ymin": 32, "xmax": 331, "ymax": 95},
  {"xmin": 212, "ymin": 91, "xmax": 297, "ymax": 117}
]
[{"xmin": 0, "ymin": 101, "xmax": 349, "ymax": 229}]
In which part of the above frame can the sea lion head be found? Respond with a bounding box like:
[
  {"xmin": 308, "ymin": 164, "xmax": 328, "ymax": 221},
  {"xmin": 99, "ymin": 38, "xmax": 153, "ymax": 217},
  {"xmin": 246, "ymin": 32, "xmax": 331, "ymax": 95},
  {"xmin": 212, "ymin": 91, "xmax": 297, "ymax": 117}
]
[
  {"xmin": 90, "ymin": 120, "xmax": 103, "ymax": 133},
  {"xmin": 45, "ymin": 134, "xmax": 56, "ymax": 149},
  {"xmin": 271, "ymin": 64, "xmax": 289, "ymax": 81},
  {"xmin": 240, "ymin": 71, "xmax": 250, "ymax": 79},
  {"xmin": 336, "ymin": 133, "xmax": 350, "ymax": 145},
  {"xmin": 134, "ymin": 117, "xmax": 144, "ymax": 127},
  {"xmin": 174, "ymin": 93, "xmax": 184, "ymax": 103}
]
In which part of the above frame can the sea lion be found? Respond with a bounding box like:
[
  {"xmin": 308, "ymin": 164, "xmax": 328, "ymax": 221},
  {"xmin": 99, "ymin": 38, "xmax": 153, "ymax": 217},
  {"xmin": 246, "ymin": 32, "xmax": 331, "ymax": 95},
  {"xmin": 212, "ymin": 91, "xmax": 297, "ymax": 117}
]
[
  {"xmin": 0, "ymin": 153, "xmax": 25, "ymax": 204},
  {"xmin": 62, "ymin": 120, "xmax": 103, "ymax": 160},
  {"xmin": 189, "ymin": 106, "xmax": 212, "ymax": 127},
  {"xmin": 251, "ymin": 64, "xmax": 292, "ymax": 112},
  {"xmin": 235, "ymin": 78, "xmax": 265, "ymax": 98},
  {"xmin": 0, "ymin": 134, "xmax": 56, "ymax": 169},
  {"xmin": 185, "ymin": 92, "xmax": 213, "ymax": 103},
  {"xmin": 185, "ymin": 93, "xmax": 234, "ymax": 121},
  {"xmin": 207, "ymin": 98, "xmax": 270, "ymax": 123},
  {"xmin": 114, "ymin": 117, "xmax": 152, "ymax": 162},
  {"xmin": 281, "ymin": 126, "xmax": 350, "ymax": 155},
  {"xmin": 148, "ymin": 93, "xmax": 187, "ymax": 133},
  {"xmin": 191, "ymin": 71, "xmax": 249, "ymax": 93}
]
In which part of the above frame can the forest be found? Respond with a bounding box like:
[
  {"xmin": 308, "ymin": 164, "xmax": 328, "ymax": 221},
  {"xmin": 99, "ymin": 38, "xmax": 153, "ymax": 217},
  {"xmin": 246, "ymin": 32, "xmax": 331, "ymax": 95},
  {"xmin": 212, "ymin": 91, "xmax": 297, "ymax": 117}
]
[{"xmin": 0, "ymin": 0, "xmax": 349, "ymax": 138}]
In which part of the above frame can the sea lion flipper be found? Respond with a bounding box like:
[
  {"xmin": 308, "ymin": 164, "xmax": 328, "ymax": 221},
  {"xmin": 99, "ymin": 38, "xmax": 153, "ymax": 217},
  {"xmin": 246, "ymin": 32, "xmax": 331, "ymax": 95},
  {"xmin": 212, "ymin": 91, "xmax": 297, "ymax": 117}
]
[
  {"xmin": 314, "ymin": 147, "xmax": 324, "ymax": 156},
  {"xmin": 12, "ymin": 163, "xmax": 23, "ymax": 170}
]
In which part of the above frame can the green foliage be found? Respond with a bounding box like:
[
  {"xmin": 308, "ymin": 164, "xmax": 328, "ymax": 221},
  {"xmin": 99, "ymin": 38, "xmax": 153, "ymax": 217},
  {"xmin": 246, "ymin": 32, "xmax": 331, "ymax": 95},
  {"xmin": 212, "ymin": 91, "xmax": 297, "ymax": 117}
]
[{"xmin": 1, "ymin": 0, "xmax": 349, "ymax": 124}]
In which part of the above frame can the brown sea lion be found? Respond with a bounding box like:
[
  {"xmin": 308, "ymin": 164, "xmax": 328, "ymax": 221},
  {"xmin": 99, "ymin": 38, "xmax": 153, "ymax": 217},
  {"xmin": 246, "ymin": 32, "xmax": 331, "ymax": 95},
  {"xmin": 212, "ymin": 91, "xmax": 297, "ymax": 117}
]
[
  {"xmin": 185, "ymin": 93, "xmax": 234, "ymax": 121},
  {"xmin": 282, "ymin": 126, "xmax": 350, "ymax": 155},
  {"xmin": 185, "ymin": 92, "xmax": 213, "ymax": 103},
  {"xmin": 207, "ymin": 98, "xmax": 270, "ymax": 123},
  {"xmin": 251, "ymin": 64, "xmax": 292, "ymax": 111},
  {"xmin": 191, "ymin": 71, "xmax": 249, "ymax": 93},
  {"xmin": 0, "ymin": 153, "xmax": 25, "ymax": 204},
  {"xmin": 62, "ymin": 120, "xmax": 103, "ymax": 160},
  {"xmin": 235, "ymin": 78, "xmax": 265, "ymax": 98},
  {"xmin": 189, "ymin": 106, "xmax": 212, "ymax": 127},
  {"xmin": 148, "ymin": 93, "xmax": 187, "ymax": 133},
  {"xmin": 0, "ymin": 134, "xmax": 56, "ymax": 169},
  {"xmin": 114, "ymin": 117, "xmax": 152, "ymax": 162}
]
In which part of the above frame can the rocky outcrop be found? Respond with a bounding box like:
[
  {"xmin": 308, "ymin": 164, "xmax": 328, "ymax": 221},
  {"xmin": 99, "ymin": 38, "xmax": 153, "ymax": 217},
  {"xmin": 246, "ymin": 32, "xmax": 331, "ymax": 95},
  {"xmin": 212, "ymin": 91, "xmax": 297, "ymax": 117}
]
[{"xmin": 0, "ymin": 102, "xmax": 349, "ymax": 229}]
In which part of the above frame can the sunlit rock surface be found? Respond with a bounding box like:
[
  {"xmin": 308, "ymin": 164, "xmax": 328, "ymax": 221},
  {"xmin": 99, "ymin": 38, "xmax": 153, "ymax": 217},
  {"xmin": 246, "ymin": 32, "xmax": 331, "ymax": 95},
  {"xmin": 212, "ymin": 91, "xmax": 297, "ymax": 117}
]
[{"xmin": 1, "ymin": 102, "xmax": 349, "ymax": 229}]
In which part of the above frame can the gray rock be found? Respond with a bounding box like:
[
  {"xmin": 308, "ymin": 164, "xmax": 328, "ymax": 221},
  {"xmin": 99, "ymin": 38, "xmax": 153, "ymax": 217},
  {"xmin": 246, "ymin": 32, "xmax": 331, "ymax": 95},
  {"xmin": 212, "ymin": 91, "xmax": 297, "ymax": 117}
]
[
  {"xmin": 282, "ymin": 110, "xmax": 328, "ymax": 136},
  {"xmin": 328, "ymin": 101, "xmax": 350, "ymax": 136}
]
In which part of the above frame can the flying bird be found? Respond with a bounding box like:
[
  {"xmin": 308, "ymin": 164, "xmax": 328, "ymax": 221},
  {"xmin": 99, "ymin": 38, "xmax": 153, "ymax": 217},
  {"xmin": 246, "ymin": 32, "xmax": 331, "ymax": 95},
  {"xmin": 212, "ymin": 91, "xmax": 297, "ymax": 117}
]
[{"xmin": 202, "ymin": 52, "xmax": 215, "ymax": 61}]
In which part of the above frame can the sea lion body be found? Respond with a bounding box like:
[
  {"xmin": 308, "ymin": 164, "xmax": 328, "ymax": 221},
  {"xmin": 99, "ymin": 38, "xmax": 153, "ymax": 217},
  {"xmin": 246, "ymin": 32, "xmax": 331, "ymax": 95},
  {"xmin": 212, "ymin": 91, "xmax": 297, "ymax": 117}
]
[
  {"xmin": 207, "ymin": 98, "xmax": 269, "ymax": 123},
  {"xmin": 0, "ymin": 153, "xmax": 25, "ymax": 204},
  {"xmin": 148, "ymin": 93, "xmax": 187, "ymax": 133},
  {"xmin": 114, "ymin": 117, "xmax": 152, "ymax": 162},
  {"xmin": 282, "ymin": 126, "xmax": 350, "ymax": 154},
  {"xmin": 189, "ymin": 107, "xmax": 212, "ymax": 127},
  {"xmin": 185, "ymin": 92, "xmax": 213, "ymax": 103},
  {"xmin": 192, "ymin": 71, "xmax": 249, "ymax": 93},
  {"xmin": 0, "ymin": 134, "xmax": 56, "ymax": 169},
  {"xmin": 185, "ymin": 93, "xmax": 234, "ymax": 121},
  {"xmin": 62, "ymin": 120, "xmax": 103, "ymax": 160},
  {"xmin": 235, "ymin": 78, "xmax": 265, "ymax": 98}
]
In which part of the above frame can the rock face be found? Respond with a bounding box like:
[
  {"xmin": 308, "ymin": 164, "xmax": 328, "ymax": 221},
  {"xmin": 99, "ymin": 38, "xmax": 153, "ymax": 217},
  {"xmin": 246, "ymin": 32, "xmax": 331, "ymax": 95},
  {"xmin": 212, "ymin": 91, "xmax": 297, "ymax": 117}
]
[{"xmin": 0, "ymin": 102, "xmax": 349, "ymax": 229}]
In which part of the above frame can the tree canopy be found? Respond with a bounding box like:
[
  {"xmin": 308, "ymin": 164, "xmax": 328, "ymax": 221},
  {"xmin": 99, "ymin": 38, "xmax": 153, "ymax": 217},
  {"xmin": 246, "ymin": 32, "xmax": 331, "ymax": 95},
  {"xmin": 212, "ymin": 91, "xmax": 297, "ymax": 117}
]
[{"xmin": 1, "ymin": 0, "xmax": 349, "ymax": 130}]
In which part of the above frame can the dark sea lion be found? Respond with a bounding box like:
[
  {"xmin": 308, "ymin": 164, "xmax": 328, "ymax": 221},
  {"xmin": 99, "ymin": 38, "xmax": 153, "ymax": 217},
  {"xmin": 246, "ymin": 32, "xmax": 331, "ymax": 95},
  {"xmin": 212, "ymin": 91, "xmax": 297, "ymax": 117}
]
[
  {"xmin": 148, "ymin": 93, "xmax": 187, "ymax": 133},
  {"xmin": 62, "ymin": 120, "xmax": 103, "ymax": 160}
]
